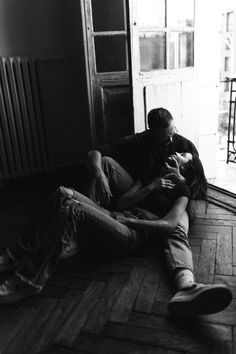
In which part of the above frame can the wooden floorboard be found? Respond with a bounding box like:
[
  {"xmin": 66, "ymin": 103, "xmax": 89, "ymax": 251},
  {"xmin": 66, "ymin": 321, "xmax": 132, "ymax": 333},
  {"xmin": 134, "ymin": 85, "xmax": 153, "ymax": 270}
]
[{"xmin": 0, "ymin": 198, "xmax": 236, "ymax": 353}]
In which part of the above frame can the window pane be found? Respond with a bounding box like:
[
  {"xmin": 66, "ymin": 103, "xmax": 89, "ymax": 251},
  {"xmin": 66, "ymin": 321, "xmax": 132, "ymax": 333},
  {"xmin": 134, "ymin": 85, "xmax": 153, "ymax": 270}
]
[
  {"xmin": 169, "ymin": 32, "xmax": 194, "ymax": 69},
  {"xmin": 139, "ymin": 33, "xmax": 166, "ymax": 71},
  {"xmin": 168, "ymin": 0, "xmax": 194, "ymax": 27},
  {"xmin": 225, "ymin": 34, "xmax": 232, "ymax": 50},
  {"xmin": 95, "ymin": 36, "xmax": 127, "ymax": 72},
  {"xmin": 92, "ymin": 0, "xmax": 125, "ymax": 32},
  {"xmin": 227, "ymin": 12, "xmax": 233, "ymax": 32},
  {"xmin": 137, "ymin": 0, "xmax": 165, "ymax": 27},
  {"xmin": 225, "ymin": 57, "xmax": 230, "ymax": 71}
]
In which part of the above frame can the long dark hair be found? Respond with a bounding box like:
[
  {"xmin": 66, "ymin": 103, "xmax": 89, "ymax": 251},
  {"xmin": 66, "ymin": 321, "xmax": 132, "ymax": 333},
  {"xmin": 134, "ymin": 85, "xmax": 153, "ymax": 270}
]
[
  {"xmin": 181, "ymin": 153, "xmax": 208, "ymax": 221},
  {"xmin": 182, "ymin": 153, "xmax": 208, "ymax": 202}
]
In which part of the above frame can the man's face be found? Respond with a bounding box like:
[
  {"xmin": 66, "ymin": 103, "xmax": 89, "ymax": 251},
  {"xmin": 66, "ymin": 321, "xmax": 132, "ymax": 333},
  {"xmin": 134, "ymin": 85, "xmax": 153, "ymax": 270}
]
[{"xmin": 150, "ymin": 120, "xmax": 176, "ymax": 144}]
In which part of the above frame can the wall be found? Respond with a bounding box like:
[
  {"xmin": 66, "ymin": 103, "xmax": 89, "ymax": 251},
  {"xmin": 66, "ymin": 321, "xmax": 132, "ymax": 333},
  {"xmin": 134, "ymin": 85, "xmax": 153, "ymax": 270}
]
[
  {"xmin": 195, "ymin": 0, "xmax": 221, "ymax": 179},
  {"xmin": 0, "ymin": 0, "xmax": 91, "ymax": 171}
]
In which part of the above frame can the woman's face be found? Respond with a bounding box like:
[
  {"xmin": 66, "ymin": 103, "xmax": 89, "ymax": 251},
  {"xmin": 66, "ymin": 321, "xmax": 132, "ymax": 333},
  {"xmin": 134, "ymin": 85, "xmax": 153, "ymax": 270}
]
[{"xmin": 167, "ymin": 152, "xmax": 193, "ymax": 170}]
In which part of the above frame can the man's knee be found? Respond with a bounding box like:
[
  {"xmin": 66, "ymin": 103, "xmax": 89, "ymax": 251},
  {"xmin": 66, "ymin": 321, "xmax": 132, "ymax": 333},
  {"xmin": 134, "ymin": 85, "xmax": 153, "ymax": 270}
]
[
  {"xmin": 59, "ymin": 186, "xmax": 74, "ymax": 199},
  {"xmin": 101, "ymin": 156, "xmax": 117, "ymax": 169}
]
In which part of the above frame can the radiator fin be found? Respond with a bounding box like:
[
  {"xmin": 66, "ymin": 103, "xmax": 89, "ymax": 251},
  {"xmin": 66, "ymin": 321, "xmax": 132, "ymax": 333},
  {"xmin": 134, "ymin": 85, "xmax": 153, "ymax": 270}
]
[{"xmin": 0, "ymin": 57, "xmax": 51, "ymax": 182}]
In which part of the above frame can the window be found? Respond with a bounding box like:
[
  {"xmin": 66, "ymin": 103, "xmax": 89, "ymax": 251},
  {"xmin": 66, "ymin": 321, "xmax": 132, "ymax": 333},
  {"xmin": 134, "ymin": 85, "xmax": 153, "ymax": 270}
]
[
  {"xmin": 137, "ymin": 0, "xmax": 195, "ymax": 72},
  {"xmin": 224, "ymin": 57, "xmax": 230, "ymax": 72},
  {"xmin": 91, "ymin": 0, "xmax": 128, "ymax": 73},
  {"xmin": 226, "ymin": 12, "xmax": 233, "ymax": 33}
]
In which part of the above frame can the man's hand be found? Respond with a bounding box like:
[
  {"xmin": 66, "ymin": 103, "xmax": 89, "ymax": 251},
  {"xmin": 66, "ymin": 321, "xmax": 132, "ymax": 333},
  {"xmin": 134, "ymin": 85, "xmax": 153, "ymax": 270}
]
[
  {"xmin": 115, "ymin": 213, "xmax": 134, "ymax": 226},
  {"xmin": 149, "ymin": 177, "xmax": 175, "ymax": 192},
  {"xmin": 88, "ymin": 170, "xmax": 112, "ymax": 207},
  {"xmin": 133, "ymin": 207, "xmax": 159, "ymax": 220},
  {"xmin": 164, "ymin": 157, "xmax": 185, "ymax": 184}
]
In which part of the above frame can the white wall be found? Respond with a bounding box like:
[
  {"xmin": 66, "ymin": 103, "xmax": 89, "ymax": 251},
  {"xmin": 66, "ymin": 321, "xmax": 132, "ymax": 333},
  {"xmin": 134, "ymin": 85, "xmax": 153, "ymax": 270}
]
[{"xmin": 195, "ymin": 0, "xmax": 221, "ymax": 179}]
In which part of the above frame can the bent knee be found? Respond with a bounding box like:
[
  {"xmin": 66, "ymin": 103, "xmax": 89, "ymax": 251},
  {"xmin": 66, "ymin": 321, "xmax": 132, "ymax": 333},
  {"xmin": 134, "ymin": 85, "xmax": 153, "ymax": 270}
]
[
  {"xmin": 102, "ymin": 156, "xmax": 116, "ymax": 166},
  {"xmin": 59, "ymin": 186, "xmax": 74, "ymax": 198}
]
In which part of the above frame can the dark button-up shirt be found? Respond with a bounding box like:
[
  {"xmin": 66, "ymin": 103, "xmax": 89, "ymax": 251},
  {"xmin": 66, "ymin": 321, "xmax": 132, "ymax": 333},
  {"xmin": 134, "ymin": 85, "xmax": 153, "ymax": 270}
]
[{"xmin": 95, "ymin": 130, "xmax": 198, "ymax": 183}]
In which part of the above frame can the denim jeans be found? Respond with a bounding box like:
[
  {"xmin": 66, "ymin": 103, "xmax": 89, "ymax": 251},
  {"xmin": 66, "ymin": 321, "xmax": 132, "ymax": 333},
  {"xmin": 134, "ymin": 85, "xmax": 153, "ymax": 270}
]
[
  {"xmin": 88, "ymin": 156, "xmax": 135, "ymax": 209},
  {"xmin": 89, "ymin": 157, "xmax": 193, "ymax": 275},
  {"xmin": 9, "ymin": 157, "xmax": 193, "ymax": 290},
  {"xmin": 9, "ymin": 187, "xmax": 140, "ymax": 290}
]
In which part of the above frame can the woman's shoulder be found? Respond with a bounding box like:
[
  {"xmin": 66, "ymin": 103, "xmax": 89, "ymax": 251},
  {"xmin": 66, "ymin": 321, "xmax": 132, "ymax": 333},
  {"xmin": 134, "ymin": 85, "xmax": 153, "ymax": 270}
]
[{"xmin": 171, "ymin": 184, "xmax": 191, "ymax": 199}]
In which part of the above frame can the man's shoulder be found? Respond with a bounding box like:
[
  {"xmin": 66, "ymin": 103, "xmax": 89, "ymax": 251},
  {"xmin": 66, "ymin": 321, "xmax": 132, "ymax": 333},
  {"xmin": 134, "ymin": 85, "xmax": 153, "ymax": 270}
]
[
  {"xmin": 117, "ymin": 130, "xmax": 150, "ymax": 144},
  {"xmin": 94, "ymin": 130, "xmax": 149, "ymax": 157},
  {"xmin": 175, "ymin": 133, "xmax": 192, "ymax": 143},
  {"xmin": 174, "ymin": 134, "xmax": 198, "ymax": 153}
]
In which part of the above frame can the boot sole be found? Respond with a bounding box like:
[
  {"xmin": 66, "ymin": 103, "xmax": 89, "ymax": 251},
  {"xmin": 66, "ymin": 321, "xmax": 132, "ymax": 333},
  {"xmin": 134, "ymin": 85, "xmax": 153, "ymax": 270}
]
[{"xmin": 168, "ymin": 285, "xmax": 232, "ymax": 316}]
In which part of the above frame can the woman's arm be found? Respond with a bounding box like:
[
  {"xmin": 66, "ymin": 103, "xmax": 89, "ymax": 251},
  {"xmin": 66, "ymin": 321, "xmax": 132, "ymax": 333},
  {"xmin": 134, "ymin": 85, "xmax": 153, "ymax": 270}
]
[
  {"xmin": 117, "ymin": 178, "xmax": 175, "ymax": 211},
  {"xmin": 117, "ymin": 180, "xmax": 151, "ymax": 211},
  {"xmin": 121, "ymin": 196, "xmax": 189, "ymax": 234}
]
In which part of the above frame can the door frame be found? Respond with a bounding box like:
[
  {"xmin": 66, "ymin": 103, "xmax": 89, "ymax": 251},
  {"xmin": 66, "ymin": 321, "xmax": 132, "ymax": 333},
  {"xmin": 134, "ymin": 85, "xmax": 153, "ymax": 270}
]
[{"xmin": 80, "ymin": 0, "xmax": 133, "ymax": 145}]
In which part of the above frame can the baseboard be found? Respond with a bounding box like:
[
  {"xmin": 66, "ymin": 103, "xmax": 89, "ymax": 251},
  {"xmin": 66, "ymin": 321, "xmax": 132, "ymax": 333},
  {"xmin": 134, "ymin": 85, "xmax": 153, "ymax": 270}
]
[{"xmin": 208, "ymin": 184, "xmax": 236, "ymax": 213}]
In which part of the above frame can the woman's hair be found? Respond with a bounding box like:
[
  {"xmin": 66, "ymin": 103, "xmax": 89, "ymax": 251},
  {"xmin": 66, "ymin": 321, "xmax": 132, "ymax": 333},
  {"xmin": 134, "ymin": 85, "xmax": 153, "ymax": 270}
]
[
  {"xmin": 182, "ymin": 153, "xmax": 208, "ymax": 202},
  {"xmin": 181, "ymin": 153, "xmax": 208, "ymax": 222}
]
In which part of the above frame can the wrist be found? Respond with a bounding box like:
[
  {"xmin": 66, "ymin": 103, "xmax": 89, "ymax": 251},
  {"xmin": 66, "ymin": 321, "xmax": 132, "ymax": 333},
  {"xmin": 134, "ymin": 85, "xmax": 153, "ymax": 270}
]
[
  {"xmin": 147, "ymin": 183, "xmax": 155, "ymax": 192},
  {"xmin": 126, "ymin": 218, "xmax": 136, "ymax": 227}
]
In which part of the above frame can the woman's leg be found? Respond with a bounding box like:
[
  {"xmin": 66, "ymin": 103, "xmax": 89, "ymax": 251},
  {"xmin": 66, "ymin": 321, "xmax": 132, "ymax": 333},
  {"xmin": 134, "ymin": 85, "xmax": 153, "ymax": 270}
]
[
  {"xmin": 163, "ymin": 211, "xmax": 194, "ymax": 279},
  {"xmin": 166, "ymin": 213, "xmax": 232, "ymax": 316}
]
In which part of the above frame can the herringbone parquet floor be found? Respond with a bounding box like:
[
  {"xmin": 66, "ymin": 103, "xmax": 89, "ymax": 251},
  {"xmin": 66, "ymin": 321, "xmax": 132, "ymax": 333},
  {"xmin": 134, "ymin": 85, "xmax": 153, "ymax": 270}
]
[{"xmin": 0, "ymin": 191, "xmax": 235, "ymax": 353}]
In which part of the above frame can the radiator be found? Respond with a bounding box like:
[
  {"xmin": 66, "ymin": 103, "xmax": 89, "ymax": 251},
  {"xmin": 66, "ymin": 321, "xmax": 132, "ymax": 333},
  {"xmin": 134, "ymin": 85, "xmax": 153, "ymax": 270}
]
[{"xmin": 0, "ymin": 57, "xmax": 51, "ymax": 182}]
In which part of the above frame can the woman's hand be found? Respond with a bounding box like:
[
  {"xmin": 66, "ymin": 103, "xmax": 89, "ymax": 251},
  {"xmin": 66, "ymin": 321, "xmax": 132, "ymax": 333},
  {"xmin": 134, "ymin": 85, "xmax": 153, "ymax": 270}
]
[{"xmin": 149, "ymin": 176, "xmax": 175, "ymax": 192}]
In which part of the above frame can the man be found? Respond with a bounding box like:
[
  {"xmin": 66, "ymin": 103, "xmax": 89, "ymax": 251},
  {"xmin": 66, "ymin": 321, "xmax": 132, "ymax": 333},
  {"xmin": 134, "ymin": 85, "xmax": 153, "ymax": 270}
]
[
  {"xmin": 87, "ymin": 107, "xmax": 232, "ymax": 316},
  {"xmin": 87, "ymin": 107, "xmax": 197, "ymax": 208}
]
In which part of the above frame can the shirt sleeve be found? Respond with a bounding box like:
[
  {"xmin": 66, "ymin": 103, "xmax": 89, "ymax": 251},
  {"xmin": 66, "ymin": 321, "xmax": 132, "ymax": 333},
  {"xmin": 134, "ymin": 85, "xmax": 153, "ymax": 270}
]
[
  {"xmin": 93, "ymin": 134, "xmax": 137, "ymax": 158},
  {"xmin": 174, "ymin": 135, "xmax": 199, "ymax": 156},
  {"xmin": 173, "ymin": 184, "xmax": 191, "ymax": 200},
  {"xmin": 92, "ymin": 132, "xmax": 147, "ymax": 178}
]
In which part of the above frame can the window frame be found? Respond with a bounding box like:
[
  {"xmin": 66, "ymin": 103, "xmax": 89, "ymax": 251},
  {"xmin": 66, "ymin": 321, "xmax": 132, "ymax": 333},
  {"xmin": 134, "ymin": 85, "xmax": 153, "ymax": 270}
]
[
  {"xmin": 91, "ymin": 0, "xmax": 129, "ymax": 75},
  {"xmin": 136, "ymin": 0, "xmax": 195, "ymax": 75}
]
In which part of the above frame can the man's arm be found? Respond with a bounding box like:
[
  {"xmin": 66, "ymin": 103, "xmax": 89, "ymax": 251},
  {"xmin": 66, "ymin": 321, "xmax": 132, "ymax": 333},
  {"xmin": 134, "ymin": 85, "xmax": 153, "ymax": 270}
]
[
  {"xmin": 87, "ymin": 150, "xmax": 112, "ymax": 206},
  {"xmin": 87, "ymin": 150, "xmax": 103, "ymax": 177},
  {"xmin": 117, "ymin": 177, "xmax": 175, "ymax": 211},
  {"xmin": 164, "ymin": 156, "xmax": 185, "ymax": 184}
]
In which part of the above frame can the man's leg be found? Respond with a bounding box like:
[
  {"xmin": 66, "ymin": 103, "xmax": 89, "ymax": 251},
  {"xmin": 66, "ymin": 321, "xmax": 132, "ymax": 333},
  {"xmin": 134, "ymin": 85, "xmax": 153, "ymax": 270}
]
[
  {"xmin": 102, "ymin": 157, "xmax": 135, "ymax": 197},
  {"xmin": 165, "ymin": 211, "xmax": 232, "ymax": 316},
  {"xmin": 88, "ymin": 156, "xmax": 135, "ymax": 208},
  {"xmin": 0, "ymin": 195, "xmax": 140, "ymax": 304}
]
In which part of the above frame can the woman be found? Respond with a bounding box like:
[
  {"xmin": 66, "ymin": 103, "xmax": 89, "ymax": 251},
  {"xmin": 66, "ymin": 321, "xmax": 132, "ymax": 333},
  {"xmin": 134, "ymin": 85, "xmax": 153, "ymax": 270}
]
[{"xmin": 0, "ymin": 152, "xmax": 232, "ymax": 315}]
